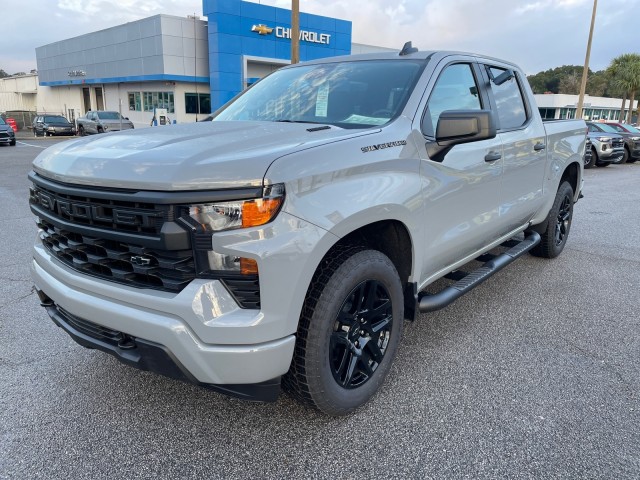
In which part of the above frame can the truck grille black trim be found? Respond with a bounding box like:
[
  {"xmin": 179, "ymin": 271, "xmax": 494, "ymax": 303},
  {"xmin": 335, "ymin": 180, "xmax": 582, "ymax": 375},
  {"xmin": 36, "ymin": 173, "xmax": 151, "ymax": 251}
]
[
  {"xmin": 30, "ymin": 182, "xmax": 171, "ymax": 235},
  {"xmin": 220, "ymin": 276, "xmax": 261, "ymax": 309},
  {"xmin": 58, "ymin": 307, "xmax": 125, "ymax": 345},
  {"xmin": 38, "ymin": 220, "xmax": 196, "ymax": 292},
  {"xmin": 612, "ymin": 139, "xmax": 624, "ymax": 149}
]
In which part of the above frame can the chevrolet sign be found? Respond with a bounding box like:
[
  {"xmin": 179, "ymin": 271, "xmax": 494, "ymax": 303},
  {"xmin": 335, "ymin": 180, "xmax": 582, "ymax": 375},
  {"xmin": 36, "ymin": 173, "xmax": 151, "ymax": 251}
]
[{"xmin": 250, "ymin": 24, "xmax": 331, "ymax": 45}]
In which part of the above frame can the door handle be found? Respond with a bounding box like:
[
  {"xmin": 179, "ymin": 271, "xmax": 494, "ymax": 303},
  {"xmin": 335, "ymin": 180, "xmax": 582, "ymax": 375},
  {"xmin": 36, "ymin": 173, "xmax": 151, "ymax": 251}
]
[
  {"xmin": 534, "ymin": 142, "xmax": 546, "ymax": 151},
  {"xmin": 484, "ymin": 151, "xmax": 502, "ymax": 162}
]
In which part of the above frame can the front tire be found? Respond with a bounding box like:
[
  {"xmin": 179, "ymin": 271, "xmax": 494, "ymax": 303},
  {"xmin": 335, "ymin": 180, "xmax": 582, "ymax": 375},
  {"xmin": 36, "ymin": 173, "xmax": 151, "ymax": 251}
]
[
  {"xmin": 584, "ymin": 148, "xmax": 596, "ymax": 169},
  {"xmin": 283, "ymin": 247, "xmax": 404, "ymax": 415},
  {"xmin": 78, "ymin": 125, "xmax": 85, "ymax": 136},
  {"xmin": 530, "ymin": 181, "xmax": 574, "ymax": 259}
]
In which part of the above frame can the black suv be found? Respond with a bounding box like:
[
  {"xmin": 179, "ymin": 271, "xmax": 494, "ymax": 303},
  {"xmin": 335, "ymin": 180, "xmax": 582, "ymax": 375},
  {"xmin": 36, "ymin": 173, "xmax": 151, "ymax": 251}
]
[{"xmin": 33, "ymin": 115, "xmax": 76, "ymax": 137}]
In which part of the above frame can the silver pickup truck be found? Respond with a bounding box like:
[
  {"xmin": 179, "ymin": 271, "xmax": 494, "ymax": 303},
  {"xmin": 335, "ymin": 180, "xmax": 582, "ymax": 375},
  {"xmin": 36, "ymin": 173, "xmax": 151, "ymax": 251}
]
[
  {"xmin": 30, "ymin": 47, "xmax": 586, "ymax": 415},
  {"xmin": 76, "ymin": 110, "xmax": 134, "ymax": 136}
]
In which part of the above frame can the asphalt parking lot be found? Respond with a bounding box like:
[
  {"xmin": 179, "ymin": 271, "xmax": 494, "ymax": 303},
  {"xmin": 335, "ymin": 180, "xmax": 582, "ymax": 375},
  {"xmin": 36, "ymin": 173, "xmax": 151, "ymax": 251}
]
[{"xmin": 1, "ymin": 138, "xmax": 639, "ymax": 479}]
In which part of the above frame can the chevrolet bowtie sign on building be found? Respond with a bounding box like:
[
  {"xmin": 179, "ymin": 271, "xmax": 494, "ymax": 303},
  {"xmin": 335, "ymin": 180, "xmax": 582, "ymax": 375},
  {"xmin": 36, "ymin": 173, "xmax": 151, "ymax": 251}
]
[
  {"xmin": 251, "ymin": 24, "xmax": 332, "ymax": 45},
  {"xmin": 203, "ymin": 0, "xmax": 352, "ymax": 108}
]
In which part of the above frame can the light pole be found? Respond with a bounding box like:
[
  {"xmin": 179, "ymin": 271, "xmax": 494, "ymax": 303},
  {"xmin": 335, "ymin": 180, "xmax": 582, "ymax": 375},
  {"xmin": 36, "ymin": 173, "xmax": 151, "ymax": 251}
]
[
  {"xmin": 188, "ymin": 14, "xmax": 200, "ymax": 121},
  {"xmin": 576, "ymin": 0, "xmax": 597, "ymax": 120},
  {"xmin": 291, "ymin": 0, "xmax": 300, "ymax": 64}
]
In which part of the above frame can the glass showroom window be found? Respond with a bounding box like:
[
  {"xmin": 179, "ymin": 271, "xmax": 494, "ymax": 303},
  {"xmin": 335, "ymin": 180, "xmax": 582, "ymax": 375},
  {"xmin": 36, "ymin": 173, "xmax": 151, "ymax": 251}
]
[
  {"xmin": 143, "ymin": 92, "xmax": 175, "ymax": 113},
  {"xmin": 128, "ymin": 92, "xmax": 141, "ymax": 111},
  {"xmin": 185, "ymin": 93, "xmax": 212, "ymax": 114}
]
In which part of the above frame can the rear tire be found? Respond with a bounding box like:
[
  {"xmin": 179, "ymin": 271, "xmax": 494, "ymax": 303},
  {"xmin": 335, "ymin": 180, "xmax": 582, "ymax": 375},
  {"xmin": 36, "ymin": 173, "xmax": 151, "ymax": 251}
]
[
  {"xmin": 283, "ymin": 247, "xmax": 404, "ymax": 416},
  {"xmin": 530, "ymin": 181, "xmax": 574, "ymax": 259},
  {"xmin": 621, "ymin": 147, "xmax": 630, "ymax": 164}
]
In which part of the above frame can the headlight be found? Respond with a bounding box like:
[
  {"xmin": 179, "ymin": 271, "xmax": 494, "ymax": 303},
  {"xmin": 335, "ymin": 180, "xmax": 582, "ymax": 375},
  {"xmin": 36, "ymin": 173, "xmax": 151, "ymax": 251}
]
[
  {"xmin": 180, "ymin": 184, "xmax": 285, "ymax": 277},
  {"xmin": 187, "ymin": 183, "xmax": 285, "ymax": 232},
  {"xmin": 630, "ymin": 136, "xmax": 640, "ymax": 141}
]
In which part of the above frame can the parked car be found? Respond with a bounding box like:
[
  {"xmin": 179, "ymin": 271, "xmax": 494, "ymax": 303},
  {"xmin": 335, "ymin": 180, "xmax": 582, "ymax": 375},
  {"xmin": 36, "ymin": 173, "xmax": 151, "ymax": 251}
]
[
  {"xmin": 76, "ymin": 111, "xmax": 134, "ymax": 136},
  {"xmin": 6, "ymin": 117, "xmax": 18, "ymax": 133},
  {"xmin": 603, "ymin": 122, "xmax": 640, "ymax": 163},
  {"xmin": 0, "ymin": 117, "xmax": 16, "ymax": 146},
  {"xmin": 30, "ymin": 48, "xmax": 586, "ymax": 415},
  {"xmin": 32, "ymin": 115, "xmax": 77, "ymax": 137},
  {"xmin": 586, "ymin": 122, "xmax": 625, "ymax": 168}
]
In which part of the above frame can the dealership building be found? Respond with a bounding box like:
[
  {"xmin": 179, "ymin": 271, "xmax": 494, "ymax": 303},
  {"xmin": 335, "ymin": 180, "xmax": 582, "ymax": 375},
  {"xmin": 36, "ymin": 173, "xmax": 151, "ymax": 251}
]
[{"xmin": 15, "ymin": 0, "xmax": 394, "ymax": 128}]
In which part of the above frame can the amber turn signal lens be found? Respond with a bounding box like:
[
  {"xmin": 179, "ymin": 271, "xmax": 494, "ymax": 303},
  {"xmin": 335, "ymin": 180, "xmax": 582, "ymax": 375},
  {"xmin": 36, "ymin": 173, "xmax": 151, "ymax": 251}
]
[
  {"xmin": 240, "ymin": 258, "xmax": 259, "ymax": 275},
  {"xmin": 242, "ymin": 197, "xmax": 283, "ymax": 228}
]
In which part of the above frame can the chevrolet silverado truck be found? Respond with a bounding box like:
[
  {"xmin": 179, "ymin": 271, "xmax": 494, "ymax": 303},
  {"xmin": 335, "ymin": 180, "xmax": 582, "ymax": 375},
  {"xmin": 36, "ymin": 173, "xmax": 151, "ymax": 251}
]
[
  {"xmin": 76, "ymin": 110, "xmax": 134, "ymax": 136},
  {"xmin": 30, "ymin": 46, "xmax": 586, "ymax": 415}
]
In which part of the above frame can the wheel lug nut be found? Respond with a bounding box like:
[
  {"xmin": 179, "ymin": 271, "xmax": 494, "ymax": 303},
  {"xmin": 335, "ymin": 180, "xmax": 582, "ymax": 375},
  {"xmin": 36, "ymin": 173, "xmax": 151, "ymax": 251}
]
[{"xmin": 360, "ymin": 330, "xmax": 365, "ymax": 335}]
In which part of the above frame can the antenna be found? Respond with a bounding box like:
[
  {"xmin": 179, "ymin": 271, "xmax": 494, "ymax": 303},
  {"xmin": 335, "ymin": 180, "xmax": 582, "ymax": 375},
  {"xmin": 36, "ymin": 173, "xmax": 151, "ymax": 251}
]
[{"xmin": 399, "ymin": 41, "xmax": 418, "ymax": 56}]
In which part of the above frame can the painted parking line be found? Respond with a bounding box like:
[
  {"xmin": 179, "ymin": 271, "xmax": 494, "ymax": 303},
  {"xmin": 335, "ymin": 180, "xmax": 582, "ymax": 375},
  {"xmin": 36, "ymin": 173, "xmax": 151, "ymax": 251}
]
[{"xmin": 17, "ymin": 141, "xmax": 48, "ymax": 149}]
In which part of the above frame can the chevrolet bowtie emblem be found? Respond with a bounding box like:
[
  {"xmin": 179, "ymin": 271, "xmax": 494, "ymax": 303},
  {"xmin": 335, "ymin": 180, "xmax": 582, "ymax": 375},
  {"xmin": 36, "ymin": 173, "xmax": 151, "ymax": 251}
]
[{"xmin": 251, "ymin": 24, "xmax": 273, "ymax": 35}]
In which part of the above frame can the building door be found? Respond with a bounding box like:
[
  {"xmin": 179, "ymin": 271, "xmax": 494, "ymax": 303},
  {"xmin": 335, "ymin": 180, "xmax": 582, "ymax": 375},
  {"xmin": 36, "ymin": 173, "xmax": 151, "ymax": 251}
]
[
  {"xmin": 67, "ymin": 109, "xmax": 75, "ymax": 123},
  {"xmin": 95, "ymin": 87, "xmax": 104, "ymax": 111},
  {"xmin": 82, "ymin": 88, "xmax": 91, "ymax": 114}
]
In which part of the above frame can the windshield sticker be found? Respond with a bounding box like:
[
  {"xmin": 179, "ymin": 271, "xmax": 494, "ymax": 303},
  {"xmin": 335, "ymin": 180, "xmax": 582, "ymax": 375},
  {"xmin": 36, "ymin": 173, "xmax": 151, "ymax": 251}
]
[
  {"xmin": 343, "ymin": 114, "xmax": 388, "ymax": 125},
  {"xmin": 361, "ymin": 140, "xmax": 407, "ymax": 153},
  {"xmin": 315, "ymin": 84, "xmax": 329, "ymax": 117}
]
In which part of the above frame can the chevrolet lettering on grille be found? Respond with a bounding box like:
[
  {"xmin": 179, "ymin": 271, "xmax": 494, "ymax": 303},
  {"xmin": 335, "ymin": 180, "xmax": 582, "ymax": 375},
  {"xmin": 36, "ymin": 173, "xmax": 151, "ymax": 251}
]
[{"xmin": 30, "ymin": 187, "xmax": 162, "ymax": 228}]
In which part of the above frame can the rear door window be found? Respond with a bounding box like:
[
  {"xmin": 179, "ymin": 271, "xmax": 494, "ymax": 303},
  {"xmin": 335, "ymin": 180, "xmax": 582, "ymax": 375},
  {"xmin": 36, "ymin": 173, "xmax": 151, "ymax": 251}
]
[{"xmin": 486, "ymin": 66, "xmax": 527, "ymax": 130}]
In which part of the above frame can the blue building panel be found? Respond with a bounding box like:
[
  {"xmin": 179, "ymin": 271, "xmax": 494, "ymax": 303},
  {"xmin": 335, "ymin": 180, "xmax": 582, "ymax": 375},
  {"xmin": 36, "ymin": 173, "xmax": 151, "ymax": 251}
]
[
  {"xmin": 208, "ymin": 32, "xmax": 243, "ymax": 54},
  {"xmin": 241, "ymin": 36, "xmax": 277, "ymax": 59},
  {"xmin": 203, "ymin": 0, "xmax": 352, "ymax": 109},
  {"xmin": 209, "ymin": 12, "xmax": 242, "ymax": 34},
  {"xmin": 215, "ymin": 52, "xmax": 243, "ymax": 74},
  {"xmin": 203, "ymin": 0, "xmax": 241, "ymax": 16},
  {"xmin": 240, "ymin": 1, "xmax": 277, "ymax": 22}
]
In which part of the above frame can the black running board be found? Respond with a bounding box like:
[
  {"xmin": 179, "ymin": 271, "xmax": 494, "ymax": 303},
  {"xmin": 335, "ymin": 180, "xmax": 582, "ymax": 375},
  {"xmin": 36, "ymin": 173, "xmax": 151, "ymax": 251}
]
[{"xmin": 418, "ymin": 231, "xmax": 541, "ymax": 313}]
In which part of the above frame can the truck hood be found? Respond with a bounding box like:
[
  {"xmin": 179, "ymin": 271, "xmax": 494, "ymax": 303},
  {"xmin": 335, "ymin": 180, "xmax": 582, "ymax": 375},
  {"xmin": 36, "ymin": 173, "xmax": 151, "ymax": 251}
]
[{"xmin": 32, "ymin": 121, "xmax": 375, "ymax": 190}]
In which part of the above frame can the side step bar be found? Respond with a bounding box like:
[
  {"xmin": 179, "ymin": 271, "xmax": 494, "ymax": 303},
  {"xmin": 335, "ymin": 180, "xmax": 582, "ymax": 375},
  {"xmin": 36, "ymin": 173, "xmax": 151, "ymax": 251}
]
[{"xmin": 418, "ymin": 231, "xmax": 541, "ymax": 313}]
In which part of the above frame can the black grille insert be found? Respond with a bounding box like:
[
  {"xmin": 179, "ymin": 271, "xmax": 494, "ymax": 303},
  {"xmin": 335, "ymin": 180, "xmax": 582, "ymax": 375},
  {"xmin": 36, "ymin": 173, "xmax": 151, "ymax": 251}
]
[{"xmin": 39, "ymin": 220, "xmax": 195, "ymax": 292}]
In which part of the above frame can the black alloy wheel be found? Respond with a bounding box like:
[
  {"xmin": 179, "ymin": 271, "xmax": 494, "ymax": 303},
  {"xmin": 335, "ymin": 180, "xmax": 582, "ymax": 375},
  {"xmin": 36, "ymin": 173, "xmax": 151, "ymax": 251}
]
[
  {"xmin": 555, "ymin": 195, "xmax": 571, "ymax": 246},
  {"xmin": 329, "ymin": 280, "xmax": 393, "ymax": 389}
]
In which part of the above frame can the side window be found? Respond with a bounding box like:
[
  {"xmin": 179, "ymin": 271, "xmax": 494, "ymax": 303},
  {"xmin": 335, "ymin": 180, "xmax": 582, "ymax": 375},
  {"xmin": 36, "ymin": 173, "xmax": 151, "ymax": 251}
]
[
  {"xmin": 487, "ymin": 66, "xmax": 527, "ymax": 130},
  {"xmin": 424, "ymin": 63, "xmax": 482, "ymax": 137},
  {"xmin": 588, "ymin": 124, "xmax": 598, "ymax": 132}
]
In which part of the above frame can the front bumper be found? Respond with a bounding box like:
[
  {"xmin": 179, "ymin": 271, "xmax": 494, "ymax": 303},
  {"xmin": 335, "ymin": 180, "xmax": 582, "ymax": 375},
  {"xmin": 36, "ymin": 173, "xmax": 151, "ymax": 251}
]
[
  {"xmin": 31, "ymin": 244, "xmax": 296, "ymax": 392},
  {"xmin": 38, "ymin": 295, "xmax": 281, "ymax": 401}
]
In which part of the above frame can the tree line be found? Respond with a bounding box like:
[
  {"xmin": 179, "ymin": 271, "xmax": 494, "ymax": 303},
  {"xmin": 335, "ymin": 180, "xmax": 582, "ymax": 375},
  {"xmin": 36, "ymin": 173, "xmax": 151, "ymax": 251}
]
[{"xmin": 527, "ymin": 53, "xmax": 640, "ymax": 123}]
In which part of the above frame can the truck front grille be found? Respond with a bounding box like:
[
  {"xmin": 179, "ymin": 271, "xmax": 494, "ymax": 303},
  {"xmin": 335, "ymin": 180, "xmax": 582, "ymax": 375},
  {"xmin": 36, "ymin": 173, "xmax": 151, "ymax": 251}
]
[
  {"xmin": 612, "ymin": 139, "xmax": 624, "ymax": 149},
  {"xmin": 38, "ymin": 220, "xmax": 195, "ymax": 292}
]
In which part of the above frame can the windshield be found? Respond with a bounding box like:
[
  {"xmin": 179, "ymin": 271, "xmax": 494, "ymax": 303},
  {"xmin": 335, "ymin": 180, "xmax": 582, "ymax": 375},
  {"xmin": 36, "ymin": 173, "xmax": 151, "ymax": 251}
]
[
  {"xmin": 44, "ymin": 116, "xmax": 69, "ymax": 124},
  {"xmin": 594, "ymin": 123, "xmax": 618, "ymax": 133},
  {"xmin": 213, "ymin": 60, "xmax": 425, "ymax": 129},
  {"xmin": 616, "ymin": 123, "xmax": 640, "ymax": 134},
  {"xmin": 97, "ymin": 112, "xmax": 124, "ymax": 120}
]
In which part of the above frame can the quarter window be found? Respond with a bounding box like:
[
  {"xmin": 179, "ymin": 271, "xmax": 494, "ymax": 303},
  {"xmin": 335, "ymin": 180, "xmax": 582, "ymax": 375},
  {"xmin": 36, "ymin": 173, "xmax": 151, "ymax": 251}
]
[
  {"xmin": 487, "ymin": 66, "xmax": 527, "ymax": 130},
  {"xmin": 424, "ymin": 63, "xmax": 482, "ymax": 137}
]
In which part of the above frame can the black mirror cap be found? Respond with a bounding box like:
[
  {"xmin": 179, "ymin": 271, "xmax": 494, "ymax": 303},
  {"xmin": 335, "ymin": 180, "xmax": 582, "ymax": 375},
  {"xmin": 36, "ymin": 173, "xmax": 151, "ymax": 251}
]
[
  {"xmin": 436, "ymin": 110, "xmax": 496, "ymax": 146},
  {"xmin": 426, "ymin": 110, "xmax": 496, "ymax": 162}
]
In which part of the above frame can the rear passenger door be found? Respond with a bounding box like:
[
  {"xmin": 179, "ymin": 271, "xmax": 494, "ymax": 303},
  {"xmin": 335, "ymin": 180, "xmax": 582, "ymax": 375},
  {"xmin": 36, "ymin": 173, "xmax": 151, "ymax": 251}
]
[{"xmin": 480, "ymin": 62, "xmax": 547, "ymax": 232}]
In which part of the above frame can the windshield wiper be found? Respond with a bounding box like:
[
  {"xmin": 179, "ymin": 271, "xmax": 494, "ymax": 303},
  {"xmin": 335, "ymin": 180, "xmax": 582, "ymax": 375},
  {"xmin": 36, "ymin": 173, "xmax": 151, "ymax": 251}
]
[{"xmin": 274, "ymin": 119, "xmax": 326, "ymax": 125}]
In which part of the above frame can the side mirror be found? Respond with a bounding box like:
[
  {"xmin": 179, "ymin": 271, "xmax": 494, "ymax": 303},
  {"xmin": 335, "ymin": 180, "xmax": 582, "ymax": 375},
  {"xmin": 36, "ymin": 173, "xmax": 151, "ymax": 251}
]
[
  {"xmin": 426, "ymin": 110, "xmax": 496, "ymax": 161},
  {"xmin": 124, "ymin": 117, "xmax": 129, "ymax": 120}
]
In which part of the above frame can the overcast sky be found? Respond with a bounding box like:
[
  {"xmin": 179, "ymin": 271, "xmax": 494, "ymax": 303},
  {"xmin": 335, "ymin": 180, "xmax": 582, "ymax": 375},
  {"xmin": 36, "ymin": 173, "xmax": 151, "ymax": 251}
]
[{"xmin": 4, "ymin": 0, "xmax": 639, "ymax": 76}]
